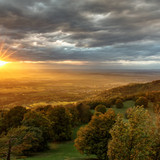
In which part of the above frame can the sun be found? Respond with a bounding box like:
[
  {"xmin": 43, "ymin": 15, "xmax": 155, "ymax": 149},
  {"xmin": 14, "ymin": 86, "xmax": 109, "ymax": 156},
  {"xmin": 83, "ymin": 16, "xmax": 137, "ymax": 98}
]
[{"xmin": 0, "ymin": 60, "xmax": 8, "ymax": 67}]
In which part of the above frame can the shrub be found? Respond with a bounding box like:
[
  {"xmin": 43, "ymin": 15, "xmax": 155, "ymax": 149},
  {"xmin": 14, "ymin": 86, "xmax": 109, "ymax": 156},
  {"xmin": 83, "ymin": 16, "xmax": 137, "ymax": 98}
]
[
  {"xmin": 135, "ymin": 96, "xmax": 148, "ymax": 108},
  {"xmin": 115, "ymin": 99, "xmax": 123, "ymax": 109},
  {"xmin": 95, "ymin": 104, "xmax": 106, "ymax": 114}
]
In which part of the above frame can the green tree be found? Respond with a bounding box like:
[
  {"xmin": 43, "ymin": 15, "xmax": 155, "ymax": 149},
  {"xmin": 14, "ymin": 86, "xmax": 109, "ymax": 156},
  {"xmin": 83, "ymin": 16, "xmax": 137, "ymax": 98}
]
[
  {"xmin": 151, "ymin": 111, "xmax": 160, "ymax": 160},
  {"xmin": 3, "ymin": 106, "xmax": 27, "ymax": 132},
  {"xmin": 75, "ymin": 109, "xmax": 116, "ymax": 160},
  {"xmin": 135, "ymin": 96, "xmax": 148, "ymax": 108},
  {"xmin": 95, "ymin": 104, "xmax": 106, "ymax": 114},
  {"xmin": 22, "ymin": 111, "xmax": 53, "ymax": 143},
  {"xmin": 76, "ymin": 103, "xmax": 92, "ymax": 123},
  {"xmin": 115, "ymin": 98, "xmax": 123, "ymax": 108},
  {"xmin": 48, "ymin": 106, "xmax": 72, "ymax": 141},
  {"xmin": 66, "ymin": 104, "xmax": 79, "ymax": 127},
  {"xmin": 0, "ymin": 126, "xmax": 44, "ymax": 160},
  {"xmin": 108, "ymin": 107, "xmax": 153, "ymax": 160}
]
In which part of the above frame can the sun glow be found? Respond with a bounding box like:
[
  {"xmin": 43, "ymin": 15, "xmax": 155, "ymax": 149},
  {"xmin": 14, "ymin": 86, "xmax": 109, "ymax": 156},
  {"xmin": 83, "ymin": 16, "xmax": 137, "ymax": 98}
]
[{"xmin": 0, "ymin": 60, "xmax": 8, "ymax": 67}]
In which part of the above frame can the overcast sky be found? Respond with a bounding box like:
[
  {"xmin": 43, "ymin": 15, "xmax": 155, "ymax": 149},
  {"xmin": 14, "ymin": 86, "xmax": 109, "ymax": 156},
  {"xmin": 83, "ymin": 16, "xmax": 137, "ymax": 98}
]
[{"xmin": 0, "ymin": 0, "xmax": 160, "ymax": 69}]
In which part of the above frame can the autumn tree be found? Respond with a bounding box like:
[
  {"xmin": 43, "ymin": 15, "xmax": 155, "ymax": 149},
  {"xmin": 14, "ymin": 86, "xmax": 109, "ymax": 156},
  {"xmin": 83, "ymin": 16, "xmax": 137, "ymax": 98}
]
[
  {"xmin": 135, "ymin": 96, "xmax": 148, "ymax": 108},
  {"xmin": 75, "ymin": 109, "xmax": 116, "ymax": 160},
  {"xmin": 151, "ymin": 110, "xmax": 160, "ymax": 160},
  {"xmin": 95, "ymin": 104, "xmax": 106, "ymax": 114},
  {"xmin": 115, "ymin": 98, "xmax": 123, "ymax": 108},
  {"xmin": 0, "ymin": 126, "xmax": 44, "ymax": 160},
  {"xmin": 108, "ymin": 107, "xmax": 153, "ymax": 160}
]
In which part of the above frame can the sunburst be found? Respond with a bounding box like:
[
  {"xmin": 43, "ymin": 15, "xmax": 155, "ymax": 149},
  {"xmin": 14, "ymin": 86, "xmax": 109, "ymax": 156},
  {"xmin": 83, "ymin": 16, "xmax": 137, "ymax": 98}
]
[
  {"xmin": 0, "ymin": 41, "xmax": 16, "ymax": 67},
  {"xmin": 0, "ymin": 60, "xmax": 8, "ymax": 67}
]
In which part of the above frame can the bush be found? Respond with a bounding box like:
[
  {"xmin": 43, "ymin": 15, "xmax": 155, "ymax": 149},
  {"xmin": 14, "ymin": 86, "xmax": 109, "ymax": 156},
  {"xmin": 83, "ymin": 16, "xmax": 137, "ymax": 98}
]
[
  {"xmin": 135, "ymin": 96, "xmax": 148, "ymax": 108},
  {"xmin": 115, "ymin": 99, "xmax": 123, "ymax": 109},
  {"xmin": 95, "ymin": 104, "xmax": 106, "ymax": 114},
  {"xmin": 85, "ymin": 100, "xmax": 107, "ymax": 109}
]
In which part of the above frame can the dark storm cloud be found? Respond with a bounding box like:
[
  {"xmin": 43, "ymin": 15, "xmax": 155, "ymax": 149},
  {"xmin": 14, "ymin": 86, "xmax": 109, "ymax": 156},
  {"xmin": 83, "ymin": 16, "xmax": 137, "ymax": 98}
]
[{"xmin": 0, "ymin": 0, "xmax": 160, "ymax": 66}]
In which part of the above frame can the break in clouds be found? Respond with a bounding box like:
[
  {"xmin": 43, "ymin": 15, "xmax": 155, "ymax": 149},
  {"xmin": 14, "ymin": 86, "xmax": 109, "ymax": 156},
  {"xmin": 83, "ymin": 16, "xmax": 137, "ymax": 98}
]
[{"xmin": 0, "ymin": 0, "xmax": 160, "ymax": 68}]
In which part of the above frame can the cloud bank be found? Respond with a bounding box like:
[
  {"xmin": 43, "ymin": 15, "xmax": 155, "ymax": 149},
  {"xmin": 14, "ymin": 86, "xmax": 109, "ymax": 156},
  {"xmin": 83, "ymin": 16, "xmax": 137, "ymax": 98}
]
[{"xmin": 0, "ymin": 0, "xmax": 160, "ymax": 69}]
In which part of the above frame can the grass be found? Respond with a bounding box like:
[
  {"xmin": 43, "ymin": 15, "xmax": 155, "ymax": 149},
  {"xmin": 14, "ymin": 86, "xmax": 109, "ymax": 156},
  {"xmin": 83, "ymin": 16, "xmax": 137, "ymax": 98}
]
[
  {"xmin": 111, "ymin": 100, "xmax": 135, "ymax": 117},
  {"xmin": 21, "ymin": 126, "xmax": 95, "ymax": 160},
  {"xmin": 24, "ymin": 142, "xmax": 95, "ymax": 160}
]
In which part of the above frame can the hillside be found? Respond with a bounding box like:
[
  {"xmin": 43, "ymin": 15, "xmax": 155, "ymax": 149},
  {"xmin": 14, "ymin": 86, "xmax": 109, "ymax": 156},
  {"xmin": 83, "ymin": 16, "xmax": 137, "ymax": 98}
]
[{"xmin": 99, "ymin": 80, "xmax": 160, "ymax": 99}]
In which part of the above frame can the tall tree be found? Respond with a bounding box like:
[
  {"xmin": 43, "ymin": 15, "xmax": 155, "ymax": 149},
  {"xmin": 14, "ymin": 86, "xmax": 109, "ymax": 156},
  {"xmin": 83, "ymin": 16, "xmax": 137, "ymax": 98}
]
[
  {"xmin": 108, "ymin": 107, "xmax": 153, "ymax": 160},
  {"xmin": 0, "ymin": 126, "xmax": 44, "ymax": 160},
  {"xmin": 75, "ymin": 109, "xmax": 116, "ymax": 160}
]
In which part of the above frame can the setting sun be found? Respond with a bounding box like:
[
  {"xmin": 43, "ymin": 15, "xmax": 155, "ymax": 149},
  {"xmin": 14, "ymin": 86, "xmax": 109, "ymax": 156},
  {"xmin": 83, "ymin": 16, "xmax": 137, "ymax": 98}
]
[{"xmin": 0, "ymin": 60, "xmax": 8, "ymax": 67}]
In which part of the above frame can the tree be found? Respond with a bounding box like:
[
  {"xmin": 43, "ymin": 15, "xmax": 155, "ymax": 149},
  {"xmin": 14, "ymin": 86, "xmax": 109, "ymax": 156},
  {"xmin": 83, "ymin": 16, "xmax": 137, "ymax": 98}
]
[
  {"xmin": 135, "ymin": 96, "xmax": 148, "ymax": 108},
  {"xmin": 0, "ymin": 126, "xmax": 44, "ymax": 160},
  {"xmin": 66, "ymin": 104, "xmax": 80, "ymax": 127},
  {"xmin": 76, "ymin": 103, "xmax": 92, "ymax": 123},
  {"xmin": 108, "ymin": 107, "xmax": 153, "ymax": 160},
  {"xmin": 75, "ymin": 109, "xmax": 116, "ymax": 160},
  {"xmin": 95, "ymin": 104, "xmax": 106, "ymax": 114},
  {"xmin": 151, "ymin": 109, "xmax": 160, "ymax": 160},
  {"xmin": 115, "ymin": 99, "xmax": 123, "ymax": 108},
  {"xmin": 2, "ymin": 106, "xmax": 27, "ymax": 132},
  {"xmin": 22, "ymin": 111, "xmax": 53, "ymax": 143},
  {"xmin": 48, "ymin": 106, "xmax": 72, "ymax": 141}
]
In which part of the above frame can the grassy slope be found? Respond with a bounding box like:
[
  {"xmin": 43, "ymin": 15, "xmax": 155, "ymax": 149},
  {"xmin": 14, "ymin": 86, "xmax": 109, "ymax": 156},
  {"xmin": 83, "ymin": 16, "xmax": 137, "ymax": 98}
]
[{"xmin": 23, "ymin": 126, "xmax": 95, "ymax": 160}]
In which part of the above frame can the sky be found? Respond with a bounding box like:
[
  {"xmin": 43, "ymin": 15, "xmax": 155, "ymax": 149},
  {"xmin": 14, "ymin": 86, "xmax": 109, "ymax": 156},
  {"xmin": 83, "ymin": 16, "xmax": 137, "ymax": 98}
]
[{"xmin": 0, "ymin": 0, "xmax": 160, "ymax": 69}]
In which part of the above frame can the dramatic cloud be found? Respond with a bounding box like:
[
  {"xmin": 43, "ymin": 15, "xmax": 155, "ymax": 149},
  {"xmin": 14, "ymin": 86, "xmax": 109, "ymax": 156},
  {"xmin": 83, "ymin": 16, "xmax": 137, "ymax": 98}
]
[{"xmin": 0, "ymin": 0, "xmax": 160, "ymax": 68}]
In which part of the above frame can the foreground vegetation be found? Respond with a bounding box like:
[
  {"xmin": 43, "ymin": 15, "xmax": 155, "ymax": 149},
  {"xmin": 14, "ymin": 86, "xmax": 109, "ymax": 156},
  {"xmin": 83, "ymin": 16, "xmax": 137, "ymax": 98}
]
[{"xmin": 0, "ymin": 79, "xmax": 160, "ymax": 160}]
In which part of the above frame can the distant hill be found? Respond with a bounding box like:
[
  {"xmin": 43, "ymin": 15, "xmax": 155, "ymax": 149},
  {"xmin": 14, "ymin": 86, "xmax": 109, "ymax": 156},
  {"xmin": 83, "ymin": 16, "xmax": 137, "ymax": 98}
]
[
  {"xmin": 86, "ymin": 80, "xmax": 160, "ymax": 109},
  {"xmin": 99, "ymin": 80, "xmax": 160, "ymax": 99}
]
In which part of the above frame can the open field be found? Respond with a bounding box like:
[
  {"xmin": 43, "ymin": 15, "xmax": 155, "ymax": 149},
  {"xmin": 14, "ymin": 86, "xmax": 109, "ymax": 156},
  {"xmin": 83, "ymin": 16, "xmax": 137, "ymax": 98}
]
[{"xmin": 1, "ymin": 69, "xmax": 160, "ymax": 108}]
